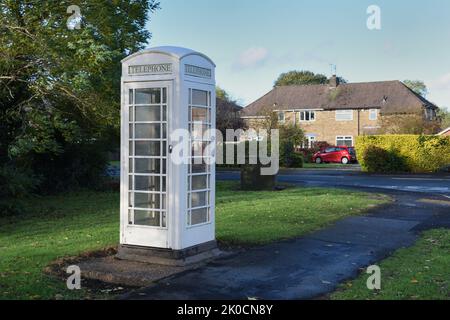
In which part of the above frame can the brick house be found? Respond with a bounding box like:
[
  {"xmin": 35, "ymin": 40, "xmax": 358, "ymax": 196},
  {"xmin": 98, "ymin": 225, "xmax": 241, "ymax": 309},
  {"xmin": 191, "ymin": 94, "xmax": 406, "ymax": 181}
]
[{"xmin": 241, "ymin": 76, "xmax": 438, "ymax": 147}]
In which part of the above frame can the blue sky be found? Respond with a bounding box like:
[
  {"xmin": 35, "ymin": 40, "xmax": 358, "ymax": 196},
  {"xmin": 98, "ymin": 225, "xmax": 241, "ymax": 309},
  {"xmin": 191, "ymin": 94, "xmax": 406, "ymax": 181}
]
[{"xmin": 147, "ymin": 0, "xmax": 450, "ymax": 109}]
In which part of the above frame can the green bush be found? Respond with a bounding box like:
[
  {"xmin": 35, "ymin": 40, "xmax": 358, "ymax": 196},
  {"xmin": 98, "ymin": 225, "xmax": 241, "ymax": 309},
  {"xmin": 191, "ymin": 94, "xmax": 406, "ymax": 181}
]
[
  {"xmin": 356, "ymin": 135, "xmax": 450, "ymax": 173},
  {"xmin": 0, "ymin": 165, "xmax": 40, "ymax": 216},
  {"xmin": 29, "ymin": 141, "xmax": 110, "ymax": 193},
  {"xmin": 289, "ymin": 153, "xmax": 304, "ymax": 168},
  {"xmin": 361, "ymin": 146, "xmax": 409, "ymax": 173}
]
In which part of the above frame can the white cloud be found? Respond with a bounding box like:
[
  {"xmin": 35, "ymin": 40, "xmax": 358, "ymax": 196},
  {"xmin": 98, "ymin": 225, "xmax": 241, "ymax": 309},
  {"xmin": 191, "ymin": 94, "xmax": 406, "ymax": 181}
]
[
  {"xmin": 234, "ymin": 47, "xmax": 269, "ymax": 69},
  {"xmin": 429, "ymin": 73, "xmax": 450, "ymax": 91}
]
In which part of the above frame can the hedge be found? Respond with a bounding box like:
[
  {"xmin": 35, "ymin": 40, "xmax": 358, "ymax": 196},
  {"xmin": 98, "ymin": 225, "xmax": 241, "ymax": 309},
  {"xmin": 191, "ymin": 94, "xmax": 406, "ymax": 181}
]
[{"xmin": 356, "ymin": 135, "xmax": 450, "ymax": 173}]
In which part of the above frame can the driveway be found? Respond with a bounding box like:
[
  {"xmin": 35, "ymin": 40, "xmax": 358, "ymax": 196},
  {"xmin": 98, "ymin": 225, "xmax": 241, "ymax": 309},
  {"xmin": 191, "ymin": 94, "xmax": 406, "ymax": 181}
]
[{"xmin": 121, "ymin": 170, "xmax": 450, "ymax": 300}]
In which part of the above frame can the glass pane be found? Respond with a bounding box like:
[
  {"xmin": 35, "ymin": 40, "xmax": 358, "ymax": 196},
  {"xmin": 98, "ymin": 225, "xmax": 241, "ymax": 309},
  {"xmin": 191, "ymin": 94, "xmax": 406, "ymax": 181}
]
[
  {"xmin": 191, "ymin": 107, "xmax": 208, "ymax": 122},
  {"xmin": 129, "ymin": 124, "xmax": 133, "ymax": 139},
  {"xmin": 135, "ymin": 124, "xmax": 161, "ymax": 139},
  {"xmin": 162, "ymin": 141, "xmax": 167, "ymax": 157},
  {"xmin": 191, "ymin": 175, "xmax": 207, "ymax": 190},
  {"xmin": 192, "ymin": 141, "xmax": 209, "ymax": 157},
  {"xmin": 162, "ymin": 177, "xmax": 166, "ymax": 192},
  {"xmin": 191, "ymin": 208, "xmax": 208, "ymax": 225},
  {"xmin": 134, "ymin": 210, "xmax": 160, "ymax": 227},
  {"xmin": 128, "ymin": 209, "xmax": 133, "ymax": 224},
  {"xmin": 135, "ymin": 141, "xmax": 161, "ymax": 156},
  {"xmin": 129, "ymin": 106, "xmax": 134, "ymax": 122},
  {"xmin": 134, "ymin": 176, "xmax": 161, "ymax": 191},
  {"xmin": 162, "ymin": 105, "xmax": 167, "ymax": 121},
  {"xmin": 129, "ymin": 89, "xmax": 133, "ymax": 105},
  {"xmin": 191, "ymin": 191, "xmax": 208, "ymax": 208},
  {"xmin": 135, "ymin": 88, "xmax": 161, "ymax": 104},
  {"xmin": 162, "ymin": 88, "xmax": 167, "ymax": 104},
  {"xmin": 135, "ymin": 158, "xmax": 160, "ymax": 174},
  {"xmin": 192, "ymin": 89, "xmax": 208, "ymax": 106},
  {"xmin": 134, "ymin": 192, "xmax": 160, "ymax": 209},
  {"xmin": 136, "ymin": 106, "xmax": 160, "ymax": 122},
  {"xmin": 161, "ymin": 212, "xmax": 167, "ymax": 228},
  {"xmin": 161, "ymin": 195, "xmax": 166, "ymax": 210},
  {"xmin": 190, "ymin": 124, "xmax": 210, "ymax": 140},
  {"xmin": 129, "ymin": 158, "xmax": 133, "ymax": 173},
  {"xmin": 162, "ymin": 124, "xmax": 167, "ymax": 139},
  {"xmin": 129, "ymin": 141, "xmax": 134, "ymax": 156},
  {"xmin": 190, "ymin": 162, "xmax": 208, "ymax": 173}
]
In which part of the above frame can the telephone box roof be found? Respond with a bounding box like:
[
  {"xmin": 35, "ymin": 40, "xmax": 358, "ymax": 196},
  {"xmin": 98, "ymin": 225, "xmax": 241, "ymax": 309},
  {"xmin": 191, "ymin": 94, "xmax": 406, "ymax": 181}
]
[{"xmin": 121, "ymin": 46, "xmax": 216, "ymax": 66}]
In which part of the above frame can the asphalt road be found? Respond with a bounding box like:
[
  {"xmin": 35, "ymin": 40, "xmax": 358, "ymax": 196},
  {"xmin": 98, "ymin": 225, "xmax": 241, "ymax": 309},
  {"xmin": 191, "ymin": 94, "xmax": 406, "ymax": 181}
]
[{"xmin": 217, "ymin": 168, "xmax": 450, "ymax": 196}]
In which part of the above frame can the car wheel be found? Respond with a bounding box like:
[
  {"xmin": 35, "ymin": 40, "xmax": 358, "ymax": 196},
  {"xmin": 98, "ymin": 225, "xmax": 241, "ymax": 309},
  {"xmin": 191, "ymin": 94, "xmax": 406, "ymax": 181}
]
[
  {"xmin": 315, "ymin": 157, "xmax": 322, "ymax": 164},
  {"xmin": 341, "ymin": 157, "xmax": 349, "ymax": 165}
]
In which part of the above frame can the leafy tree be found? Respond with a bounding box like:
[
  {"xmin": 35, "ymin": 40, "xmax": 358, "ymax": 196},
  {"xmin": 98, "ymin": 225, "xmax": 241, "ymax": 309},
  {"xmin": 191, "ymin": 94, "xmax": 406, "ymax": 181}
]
[
  {"xmin": 216, "ymin": 86, "xmax": 231, "ymax": 101},
  {"xmin": 0, "ymin": 0, "xmax": 160, "ymax": 193},
  {"xmin": 275, "ymin": 70, "xmax": 327, "ymax": 86},
  {"xmin": 380, "ymin": 114, "xmax": 440, "ymax": 135},
  {"xmin": 216, "ymin": 87, "xmax": 246, "ymax": 134},
  {"xmin": 437, "ymin": 108, "xmax": 450, "ymax": 129},
  {"xmin": 403, "ymin": 80, "xmax": 428, "ymax": 97},
  {"xmin": 274, "ymin": 70, "xmax": 347, "ymax": 87}
]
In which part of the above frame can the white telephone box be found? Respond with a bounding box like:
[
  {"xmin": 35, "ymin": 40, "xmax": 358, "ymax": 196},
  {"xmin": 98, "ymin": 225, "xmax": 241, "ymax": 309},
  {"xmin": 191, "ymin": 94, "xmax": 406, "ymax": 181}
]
[{"xmin": 118, "ymin": 47, "xmax": 217, "ymax": 264}]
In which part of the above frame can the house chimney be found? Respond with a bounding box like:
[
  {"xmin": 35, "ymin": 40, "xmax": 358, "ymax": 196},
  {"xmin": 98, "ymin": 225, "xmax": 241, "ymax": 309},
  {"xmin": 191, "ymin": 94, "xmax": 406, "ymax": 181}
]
[{"xmin": 329, "ymin": 75, "xmax": 339, "ymax": 88}]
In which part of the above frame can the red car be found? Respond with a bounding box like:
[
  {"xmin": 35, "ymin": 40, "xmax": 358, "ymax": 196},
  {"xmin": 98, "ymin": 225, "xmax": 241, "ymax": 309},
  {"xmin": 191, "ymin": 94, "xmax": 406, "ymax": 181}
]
[{"xmin": 312, "ymin": 146, "xmax": 357, "ymax": 164}]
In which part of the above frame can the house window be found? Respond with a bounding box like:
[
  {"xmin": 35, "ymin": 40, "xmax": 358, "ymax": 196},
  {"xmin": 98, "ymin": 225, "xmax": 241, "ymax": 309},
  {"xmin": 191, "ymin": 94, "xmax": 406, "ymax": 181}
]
[
  {"xmin": 301, "ymin": 136, "xmax": 316, "ymax": 149},
  {"xmin": 336, "ymin": 136, "xmax": 353, "ymax": 147},
  {"xmin": 299, "ymin": 110, "xmax": 316, "ymax": 122},
  {"xmin": 425, "ymin": 108, "xmax": 436, "ymax": 121},
  {"xmin": 306, "ymin": 136, "xmax": 316, "ymax": 148},
  {"xmin": 369, "ymin": 109, "xmax": 378, "ymax": 121},
  {"xmin": 278, "ymin": 112, "xmax": 285, "ymax": 123},
  {"xmin": 335, "ymin": 110, "xmax": 353, "ymax": 121}
]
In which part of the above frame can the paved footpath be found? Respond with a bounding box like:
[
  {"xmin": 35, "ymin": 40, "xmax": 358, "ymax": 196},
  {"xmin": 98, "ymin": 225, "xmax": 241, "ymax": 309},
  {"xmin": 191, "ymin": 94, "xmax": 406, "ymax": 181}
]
[{"xmin": 122, "ymin": 189, "xmax": 450, "ymax": 300}]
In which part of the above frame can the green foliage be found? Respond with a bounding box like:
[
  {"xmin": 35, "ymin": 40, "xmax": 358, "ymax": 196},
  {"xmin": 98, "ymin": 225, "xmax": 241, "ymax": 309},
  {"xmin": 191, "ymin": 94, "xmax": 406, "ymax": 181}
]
[
  {"xmin": 279, "ymin": 124, "xmax": 304, "ymax": 167},
  {"xmin": 0, "ymin": 0, "xmax": 159, "ymax": 194},
  {"xmin": 437, "ymin": 108, "xmax": 450, "ymax": 129},
  {"xmin": 0, "ymin": 165, "xmax": 40, "ymax": 216},
  {"xmin": 274, "ymin": 70, "xmax": 328, "ymax": 87},
  {"xmin": 216, "ymin": 87, "xmax": 245, "ymax": 135},
  {"xmin": 290, "ymin": 153, "xmax": 304, "ymax": 168},
  {"xmin": 403, "ymin": 80, "xmax": 428, "ymax": 97},
  {"xmin": 356, "ymin": 135, "xmax": 450, "ymax": 173},
  {"xmin": 361, "ymin": 146, "xmax": 409, "ymax": 173},
  {"xmin": 216, "ymin": 86, "xmax": 232, "ymax": 101}
]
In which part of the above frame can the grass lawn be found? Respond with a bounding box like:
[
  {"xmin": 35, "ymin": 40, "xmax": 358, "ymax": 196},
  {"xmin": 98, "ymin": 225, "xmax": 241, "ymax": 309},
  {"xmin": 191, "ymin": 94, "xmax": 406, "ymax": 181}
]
[
  {"xmin": 0, "ymin": 181, "xmax": 387, "ymax": 300},
  {"xmin": 331, "ymin": 229, "xmax": 450, "ymax": 300}
]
